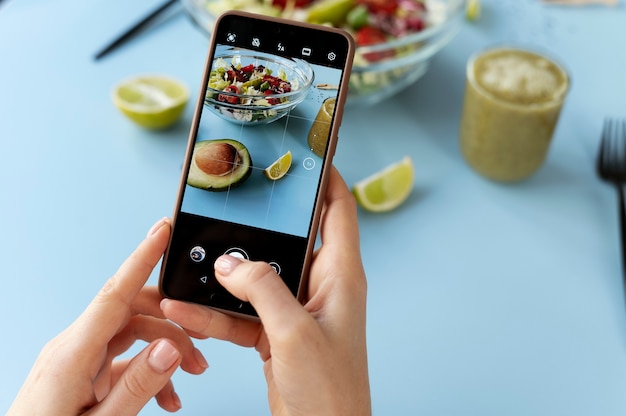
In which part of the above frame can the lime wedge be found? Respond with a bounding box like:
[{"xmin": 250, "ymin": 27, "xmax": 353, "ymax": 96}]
[
  {"xmin": 264, "ymin": 150, "xmax": 292, "ymax": 180},
  {"xmin": 352, "ymin": 156, "xmax": 414, "ymax": 212},
  {"xmin": 466, "ymin": 0, "xmax": 481, "ymax": 21},
  {"xmin": 112, "ymin": 75, "xmax": 189, "ymax": 129},
  {"xmin": 306, "ymin": 0, "xmax": 354, "ymax": 25}
]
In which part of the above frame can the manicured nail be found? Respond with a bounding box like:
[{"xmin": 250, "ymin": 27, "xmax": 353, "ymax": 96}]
[
  {"xmin": 193, "ymin": 347, "xmax": 209, "ymax": 369},
  {"xmin": 147, "ymin": 217, "xmax": 168, "ymax": 237},
  {"xmin": 160, "ymin": 298, "xmax": 171, "ymax": 310},
  {"xmin": 214, "ymin": 255, "xmax": 241, "ymax": 275},
  {"xmin": 148, "ymin": 339, "xmax": 180, "ymax": 374}
]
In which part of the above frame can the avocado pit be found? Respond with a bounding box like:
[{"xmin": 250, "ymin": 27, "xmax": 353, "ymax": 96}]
[
  {"xmin": 195, "ymin": 142, "xmax": 241, "ymax": 176},
  {"xmin": 187, "ymin": 139, "xmax": 252, "ymax": 191}
]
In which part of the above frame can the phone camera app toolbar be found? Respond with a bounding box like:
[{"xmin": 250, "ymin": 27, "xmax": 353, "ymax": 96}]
[{"xmin": 223, "ymin": 29, "xmax": 345, "ymax": 67}]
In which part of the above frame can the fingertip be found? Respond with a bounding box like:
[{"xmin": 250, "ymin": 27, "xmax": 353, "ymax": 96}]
[
  {"xmin": 172, "ymin": 390, "xmax": 182, "ymax": 410},
  {"xmin": 160, "ymin": 297, "xmax": 172, "ymax": 311},
  {"xmin": 214, "ymin": 254, "xmax": 242, "ymax": 277},
  {"xmin": 193, "ymin": 347, "xmax": 209, "ymax": 371},
  {"xmin": 155, "ymin": 382, "xmax": 182, "ymax": 412},
  {"xmin": 147, "ymin": 217, "xmax": 170, "ymax": 238}
]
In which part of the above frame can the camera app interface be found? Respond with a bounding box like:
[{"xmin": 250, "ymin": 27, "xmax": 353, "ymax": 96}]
[
  {"xmin": 160, "ymin": 15, "xmax": 350, "ymax": 315},
  {"xmin": 183, "ymin": 42, "xmax": 343, "ymax": 238}
]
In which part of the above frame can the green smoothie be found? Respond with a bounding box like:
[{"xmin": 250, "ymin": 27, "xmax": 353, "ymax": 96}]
[{"xmin": 459, "ymin": 47, "xmax": 569, "ymax": 182}]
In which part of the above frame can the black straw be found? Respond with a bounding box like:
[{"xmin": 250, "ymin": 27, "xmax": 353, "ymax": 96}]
[{"xmin": 94, "ymin": 0, "xmax": 178, "ymax": 60}]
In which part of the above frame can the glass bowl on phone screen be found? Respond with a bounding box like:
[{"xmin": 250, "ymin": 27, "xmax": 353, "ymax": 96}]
[
  {"xmin": 182, "ymin": 0, "xmax": 466, "ymax": 106},
  {"xmin": 204, "ymin": 51, "xmax": 314, "ymax": 125}
]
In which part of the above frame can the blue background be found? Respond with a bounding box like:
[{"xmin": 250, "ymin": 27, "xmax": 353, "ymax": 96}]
[{"xmin": 2, "ymin": 0, "xmax": 626, "ymax": 415}]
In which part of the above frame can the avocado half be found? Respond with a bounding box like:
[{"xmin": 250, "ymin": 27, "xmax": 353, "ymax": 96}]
[{"xmin": 187, "ymin": 139, "xmax": 252, "ymax": 191}]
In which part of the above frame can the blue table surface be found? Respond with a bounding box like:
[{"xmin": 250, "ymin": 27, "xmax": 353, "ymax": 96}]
[{"xmin": 2, "ymin": 0, "xmax": 626, "ymax": 414}]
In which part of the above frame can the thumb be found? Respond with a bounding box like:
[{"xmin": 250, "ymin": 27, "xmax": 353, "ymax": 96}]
[
  {"xmin": 91, "ymin": 339, "xmax": 182, "ymax": 415},
  {"xmin": 214, "ymin": 255, "xmax": 312, "ymax": 335}
]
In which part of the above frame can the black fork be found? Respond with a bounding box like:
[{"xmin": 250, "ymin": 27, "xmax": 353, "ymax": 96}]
[{"xmin": 597, "ymin": 118, "xmax": 626, "ymax": 289}]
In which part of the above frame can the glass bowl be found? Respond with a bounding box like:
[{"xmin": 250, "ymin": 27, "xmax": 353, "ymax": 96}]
[
  {"xmin": 204, "ymin": 50, "xmax": 314, "ymax": 125},
  {"xmin": 182, "ymin": 0, "xmax": 466, "ymax": 107}
]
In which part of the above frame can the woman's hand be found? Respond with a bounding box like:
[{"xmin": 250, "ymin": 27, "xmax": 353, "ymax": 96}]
[
  {"xmin": 162, "ymin": 167, "xmax": 371, "ymax": 416},
  {"xmin": 8, "ymin": 218, "xmax": 208, "ymax": 415}
]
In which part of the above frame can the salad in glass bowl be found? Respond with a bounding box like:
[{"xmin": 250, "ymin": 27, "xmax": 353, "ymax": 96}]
[
  {"xmin": 204, "ymin": 51, "xmax": 314, "ymax": 125},
  {"xmin": 182, "ymin": 0, "xmax": 466, "ymax": 106}
]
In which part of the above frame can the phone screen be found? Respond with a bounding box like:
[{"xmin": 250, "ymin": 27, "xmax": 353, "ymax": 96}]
[{"xmin": 159, "ymin": 12, "xmax": 354, "ymax": 318}]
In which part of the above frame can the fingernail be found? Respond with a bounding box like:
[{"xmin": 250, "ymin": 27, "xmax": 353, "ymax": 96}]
[
  {"xmin": 147, "ymin": 217, "xmax": 168, "ymax": 237},
  {"xmin": 149, "ymin": 339, "xmax": 181, "ymax": 374},
  {"xmin": 214, "ymin": 255, "xmax": 241, "ymax": 276},
  {"xmin": 160, "ymin": 298, "xmax": 171, "ymax": 310},
  {"xmin": 193, "ymin": 347, "xmax": 209, "ymax": 369}
]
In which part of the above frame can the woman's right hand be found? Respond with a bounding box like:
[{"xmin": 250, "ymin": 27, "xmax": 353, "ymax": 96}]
[{"xmin": 161, "ymin": 167, "xmax": 371, "ymax": 415}]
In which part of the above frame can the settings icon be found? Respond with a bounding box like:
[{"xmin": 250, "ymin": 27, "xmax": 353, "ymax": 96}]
[
  {"xmin": 327, "ymin": 51, "xmax": 337, "ymax": 61},
  {"xmin": 226, "ymin": 32, "xmax": 237, "ymax": 42}
]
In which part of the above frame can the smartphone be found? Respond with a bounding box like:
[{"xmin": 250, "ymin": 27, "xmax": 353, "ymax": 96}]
[{"xmin": 158, "ymin": 10, "xmax": 355, "ymax": 319}]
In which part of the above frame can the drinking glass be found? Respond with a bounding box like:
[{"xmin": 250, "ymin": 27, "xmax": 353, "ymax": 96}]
[{"xmin": 459, "ymin": 46, "xmax": 569, "ymax": 182}]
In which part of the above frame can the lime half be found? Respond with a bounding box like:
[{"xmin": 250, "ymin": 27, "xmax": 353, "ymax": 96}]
[
  {"xmin": 352, "ymin": 156, "xmax": 414, "ymax": 212},
  {"xmin": 264, "ymin": 150, "xmax": 292, "ymax": 180},
  {"xmin": 112, "ymin": 75, "xmax": 189, "ymax": 129}
]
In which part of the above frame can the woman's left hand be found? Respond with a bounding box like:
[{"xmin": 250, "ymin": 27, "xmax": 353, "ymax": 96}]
[{"xmin": 8, "ymin": 218, "xmax": 208, "ymax": 415}]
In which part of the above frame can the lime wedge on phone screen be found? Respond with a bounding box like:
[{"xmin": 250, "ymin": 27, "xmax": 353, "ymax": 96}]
[
  {"xmin": 264, "ymin": 150, "xmax": 292, "ymax": 180},
  {"xmin": 112, "ymin": 75, "xmax": 189, "ymax": 129},
  {"xmin": 352, "ymin": 156, "xmax": 414, "ymax": 212}
]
